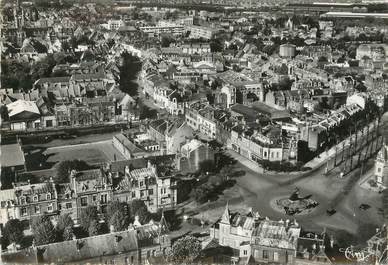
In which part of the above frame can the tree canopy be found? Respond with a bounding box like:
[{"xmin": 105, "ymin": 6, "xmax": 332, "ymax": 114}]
[
  {"xmin": 170, "ymin": 236, "xmax": 202, "ymax": 263},
  {"xmin": 119, "ymin": 51, "xmax": 141, "ymax": 97},
  {"xmin": 54, "ymin": 160, "xmax": 90, "ymax": 183},
  {"xmin": 79, "ymin": 206, "xmax": 99, "ymax": 236},
  {"xmin": 3, "ymin": 219, "xmax": 24, "ymax": 246},
  {"xmin": 31, "ymin": 216, "xmax": 57, "ymax": 246},
  {"xmin": 56, "ymin": 213, "xmax": 74, "ymax": 241}
]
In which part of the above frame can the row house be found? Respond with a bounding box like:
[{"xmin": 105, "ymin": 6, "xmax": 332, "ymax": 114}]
[
  {"xmin": 52, "ymin": 61, "xmax": 104, "ymax": 75},
  {"xmin": 265, "ymin": 89, "xmax": 311, "ymax": 111},
  {"xmin": 147, "ymin": 118, "xmax": 194, "ymax": 154},
  {"xmin": 185, "ymin": 101, "xmax": 217, "ymax": 139},
  {"xmin": 181, "ymin": 43, "xmax": 211, "ymax": 55},
  {"xmin": 208, "ymin": 204, "xmax": 301, "ymax": 265},
  {"xmin": 58, "ymin": 168, "xmax": 114, "ymax": 221},
  {"xmin": 230, "ymin": 124, "xmax": 293, "ymax": 162},
  {"xmin": 114, "ymin": 161, "xmax": 177, "ymax": 213},
  {"xmin": 139, "ymin": 25, "xmax": 184, "ymax": 37},
  {"xmin": 0, "ymin": 181, "xmax": 58, "ymax": 228},
  {"xmin": 186, "ymin": 25, "xmax": 221, "ymax": 40},
  {"xmin": 153, "ymin": 87, "xmax": 187, "ymax": 115},
  {"xmin": 2, "ymin": 216, "xmax": 171, "ymax": 265}
]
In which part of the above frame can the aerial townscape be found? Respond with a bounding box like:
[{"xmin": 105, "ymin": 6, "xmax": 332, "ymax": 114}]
[{"xmin": 1, "ymin": 0, "xmax": 388, "ymax": 264}]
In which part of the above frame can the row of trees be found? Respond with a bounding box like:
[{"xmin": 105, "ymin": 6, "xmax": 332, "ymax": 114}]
[{"xmin": 1, "ymin": 199, "xmax": 158, "ymax": 247}]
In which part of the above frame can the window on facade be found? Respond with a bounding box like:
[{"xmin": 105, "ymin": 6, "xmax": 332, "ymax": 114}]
[
  {"xmin": 274, "ymin": 252, "xmax": 279, "ymax": 261},
  {"xmin": 92, "ymin": 195, "xmax": 97, "ymax": 202},
  {"xmin": 140, "ymin": 181, "xmax": 144, "ymax": 187},
  {"xmin": 132, "ymin": 191, "xmax": 136, "ymax": 198},
  {"xmin": 35, "ymin": 205, "xmax": 40, "ymax": 214},
  {"xmin": 47, "ymin": 193, "xmax": 52, "ymax": 200},
  {"xmin": 81, "ymin": 197, "xmax": 88, "ymax": 206},
  {"xmin": 66, "ymin": 202, "xmax": 72, "ymax": 209},
  {"xmin": 21, "ymin": 207, "xmax": 27, "ymax": 216},
  {"xmin": 47, "ymin": 203, "xmax": 53, "ymax": 212},
  {"xmin": 101, "ymin": 194, "xmax": 107, "ymax": 204},
  {"xmin": 263, "ymin": 250, "xmax": 269, "ymax": 259},
  {"xmin": 33, "ymin": 195, "xmax": 38, "ymax": 202},
  {"xmin": 149, "ymin": 189, "xmax": 153, "ymax": 195},
  {"xmin": 287, "ymin": 254, "xmax": 293, "ymax": 263},
  {"xmin": 243, "ymin": 250, "xmax": 248, "ymax": 255},
  {"xmin": 46, "ymin": 120, "xmax": 53, "ymax": 127}
]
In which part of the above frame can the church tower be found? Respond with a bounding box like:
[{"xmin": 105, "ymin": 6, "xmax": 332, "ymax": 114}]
[{"xmin": 375, "ymin": 142, "xmax": 388, "ymax": 188}]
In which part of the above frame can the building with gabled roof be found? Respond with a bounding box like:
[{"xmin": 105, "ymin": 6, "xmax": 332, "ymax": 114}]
[
  {"xmin": 1, "ymin": 214, "xmax": 172, "ymax": 265},
  {"xmin": 209, "ymin": 203, "xmax": 302, "ymax": 264}
]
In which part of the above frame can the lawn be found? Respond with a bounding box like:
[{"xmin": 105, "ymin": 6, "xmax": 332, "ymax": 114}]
[
  {"xmin": 45, "ymin": 148, "xmax": 108, "ymax": 165},
  {"xmin": 25, "ymin": 140, "xmax": 125, "ymax": 171}
]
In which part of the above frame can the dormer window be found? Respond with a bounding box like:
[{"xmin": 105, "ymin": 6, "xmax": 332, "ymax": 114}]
[
  {"xmin": 33, "ymin": 195, "xmax": 39, "ymax": 202},
  {"xmin": 20, "ymin": 197, "xmax": 26, "ymax": 205},
  {"xmin": 46, "ymin": 193, "xmax": 52, "ymax": 200}
]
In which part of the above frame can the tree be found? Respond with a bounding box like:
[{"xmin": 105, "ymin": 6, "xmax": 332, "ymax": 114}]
[
  {"xmin": 56, "ymin": 214, "xmax": 74, "ymax": 241},
  {"xmin": 63, "ymin": 226, "xmax": 75, "ymax": 241},
  {"xmin": 79, "ymin": 206, "xmax": 99, "ymax": 235},
  {"xmin": 135, "ymin": 207, "xmax": 151, "ymax": 225},
  {"xmin": 107, "ymin": 201, "xmax": 128, "ymax": 218},
  {"xmin": 139, "ymin": 101, "xmax": 157, "ymax": 120},
  {"xmin": 109, "ymin": 211, "xmax": 130, "ymax": 232},
  {"xmin": 88, "ymin": 220, "xmax": 101, "ymax": 236},
  {"xmin": 31, "ymin": 216, "xmax": 57, "ymax": 245},
  {"xmin": 161, "ymin": 35, "xmax": 173, "ymax": 48},
  {"xmin": 3, "ymin": 219, "xmax": 24, "ymax": 246},
  {"xmin": 278, "ymin": 77, "xmax": 293, "ymax": 90},
  {"xmin": 210, "ymin": 39, "xmax": 223, "ymax": 52},
  {"xmin": 54, "ymin": 160, "xmax": 90, "ymax": 183},
  {"xmin": 198, "ymin": 159, "xmax": 215, "ymax": 174},
  {"xmin": 119, "ymin": 51, "xmax": 141, "ymax": 97},
  {"xmin": 170, "ymin": 236, "xmax": 201, "ymax": 263},
  {"xmin": 56, "ymin": 213, "xmax": 74, "ymax": 232},
  {"xmin": 129, "ymin": 199, "xmax": 147, "ymax": 215},
  {"xmin": 1, "ymin": 60, "xmax": 33, "ymax": 91}
]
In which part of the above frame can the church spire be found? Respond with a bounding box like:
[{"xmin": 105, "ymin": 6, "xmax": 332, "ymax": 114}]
[
  {"xmin": 221, "ymin": 202, "xmax": 230, "ymax": 224},
  {"xmin": 158, "ymin": 209, "xmax": 169, "ymax": 235}
]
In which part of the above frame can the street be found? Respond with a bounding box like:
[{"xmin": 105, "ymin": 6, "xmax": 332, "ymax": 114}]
[{"xmin": 184, "ymin": 148, "xmax": 384, "ymax": 242}]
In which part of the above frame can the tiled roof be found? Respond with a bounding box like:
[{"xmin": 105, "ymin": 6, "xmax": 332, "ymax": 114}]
[{"xmin": 36, "ymin": 230, "xmax": 138, "ymax": 264}]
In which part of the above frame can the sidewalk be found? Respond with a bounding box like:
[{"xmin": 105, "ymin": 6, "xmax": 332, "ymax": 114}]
[{"xmin": 305, "ymin": 121, "xmax": 379, "ymax": 169}]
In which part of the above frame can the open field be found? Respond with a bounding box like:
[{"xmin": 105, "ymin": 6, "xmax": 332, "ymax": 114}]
[{"xmin": 25, "ymin": 140, "xmax": 125, "ymax": 171}]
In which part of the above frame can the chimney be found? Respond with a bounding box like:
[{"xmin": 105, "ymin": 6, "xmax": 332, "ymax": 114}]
[{"xmin": 70, "ymin": 170, "xmax": 77, "ymax": 194}]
